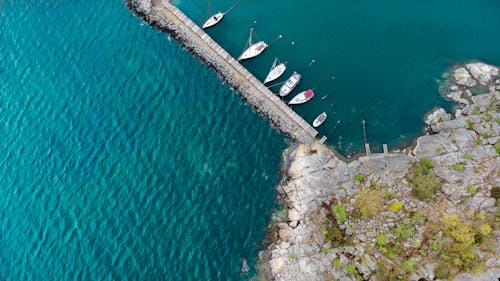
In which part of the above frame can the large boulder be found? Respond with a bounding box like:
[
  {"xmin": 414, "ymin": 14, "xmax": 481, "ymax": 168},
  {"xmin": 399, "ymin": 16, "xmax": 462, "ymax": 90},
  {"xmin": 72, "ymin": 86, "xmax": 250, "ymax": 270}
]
[
  {"xmin": 466, "ymin": 62, "xmax": 499, "ymax": 85},
  {"xmin": 425, "ymin": 108, "xmax": 451, "ymax": 125},
  {"xmin": 454, "ymin": 67, "xmax": 476, "ymax": 87}
]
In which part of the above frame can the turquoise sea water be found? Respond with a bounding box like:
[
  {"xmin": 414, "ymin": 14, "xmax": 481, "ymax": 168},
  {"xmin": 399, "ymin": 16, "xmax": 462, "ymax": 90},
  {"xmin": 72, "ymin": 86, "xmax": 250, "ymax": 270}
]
[
  {"xmin": 176, "ymin": 0, "xmax": 500, "ymax": 156},
  {"xmin": 0, "ymin": 0, "xmax": 286, "ymax": 280}
]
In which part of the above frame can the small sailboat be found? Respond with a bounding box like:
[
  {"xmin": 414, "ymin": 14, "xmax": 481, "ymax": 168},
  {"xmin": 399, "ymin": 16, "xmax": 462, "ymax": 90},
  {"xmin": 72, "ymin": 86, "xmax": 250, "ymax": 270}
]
[
  {"xmin": 279, "ymin": 72, "xmax": 301, "ymax": 97},
  {"xmin": 263, "ymin": 58, "xmax": 287, "ymax": 84},
  {"xmin": 288, "ymin": 89, "xmax": 314, "ymax": 105},
  {"xmin": 313, "ymin": 112, "xmax": 327, "ymax": 128},
  {"xmin": 203, "ymin": 12, "xmax": 224, "ymax": 29},
  {"xmin": 238, "ymin": 28, "xmax": 268, "ymax": 61},
  {"xmin": 202, "ymin": 0, "xmax": 240, "ymax": 29}
]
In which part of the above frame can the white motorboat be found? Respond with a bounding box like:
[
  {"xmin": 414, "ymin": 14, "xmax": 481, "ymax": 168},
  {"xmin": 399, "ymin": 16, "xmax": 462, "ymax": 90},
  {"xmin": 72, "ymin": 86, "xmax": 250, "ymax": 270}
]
[
  {"xmin": 312, "ymin": 112, "xmax": 327, "ymax": 128},
  {"xmin": 279, "ymin": 72, "xmax": 301, "ymax": 97},
  {"xmin": 202, "ymin": 12, "xmax": 224, "ymax": 29},
  {"xmin": 238, "ymin": 28, "xmax": 268, "ymax": 61},
  {"xmin": 288, "ymin": 89, "xmax": 314, "ymax": 105},
  {"xmin": 263, "ymin": 58, "xmax": 287, "ymax": 84}
]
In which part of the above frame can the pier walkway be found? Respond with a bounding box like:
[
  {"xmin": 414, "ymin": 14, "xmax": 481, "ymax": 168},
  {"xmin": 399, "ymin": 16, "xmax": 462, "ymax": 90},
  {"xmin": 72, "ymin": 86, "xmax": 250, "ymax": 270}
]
[{"xmin": 127, "ymin": 0, "xmax": 319, "ymax": 144}]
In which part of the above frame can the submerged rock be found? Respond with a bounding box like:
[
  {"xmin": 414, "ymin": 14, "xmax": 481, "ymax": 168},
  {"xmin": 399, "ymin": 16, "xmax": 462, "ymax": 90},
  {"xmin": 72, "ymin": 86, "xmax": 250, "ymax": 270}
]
[{"xmin": 241, "ymin": 258, "xmax": 250, "ymax": 273}]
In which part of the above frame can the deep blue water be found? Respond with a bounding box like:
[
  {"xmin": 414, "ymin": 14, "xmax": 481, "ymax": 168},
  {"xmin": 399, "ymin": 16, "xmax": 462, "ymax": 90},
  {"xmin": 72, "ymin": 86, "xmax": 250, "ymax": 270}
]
[
  {"xmin": 0, "ymin": 0, "xmax": 286, "ymax": 280},
  {"xmin": 176, "ymin": 0, "xmax": 500, "ymax": 156}
]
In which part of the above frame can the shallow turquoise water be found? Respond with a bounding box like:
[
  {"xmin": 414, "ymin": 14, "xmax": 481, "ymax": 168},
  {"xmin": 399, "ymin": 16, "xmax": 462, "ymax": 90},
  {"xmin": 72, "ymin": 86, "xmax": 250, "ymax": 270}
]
[
  {"xmin": 176, "ymin": 0, "xmax": 500, "ymax": 156},
  {"xmin": 0, "ymin": 0, "xmax": 286, "ymax": 280}
]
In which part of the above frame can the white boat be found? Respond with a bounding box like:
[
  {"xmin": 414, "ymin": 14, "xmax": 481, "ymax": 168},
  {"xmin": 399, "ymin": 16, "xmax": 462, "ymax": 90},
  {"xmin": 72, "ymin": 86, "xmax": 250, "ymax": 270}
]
[
  {"xmin": 288, "ymin": 89, "xmax": 314, "ymax": 105},
  {"xmin": 238, "ymin": 28, "xmax": 268, "ymax": 61},
  {"xmin": 202, "ymin": 12, "xmax": 224, "ymax": 29},
  {"xmin": 263, "ymin": 58, "xmax": 287, "ymax": 84},
  {"xmin": 279, "ymin": 72, "xmax": 301, "ymax": 97},
  {"xmin": 313, "ymin": 112, "xmax": 327, "ymax": 128}
]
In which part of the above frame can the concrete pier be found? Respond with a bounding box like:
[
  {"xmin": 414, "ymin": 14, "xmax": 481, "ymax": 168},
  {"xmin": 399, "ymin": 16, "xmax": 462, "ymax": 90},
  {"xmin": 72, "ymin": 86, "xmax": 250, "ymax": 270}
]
[{"xmin": 126, "ymin": 0, "xmax": 318, "ymax": 144}]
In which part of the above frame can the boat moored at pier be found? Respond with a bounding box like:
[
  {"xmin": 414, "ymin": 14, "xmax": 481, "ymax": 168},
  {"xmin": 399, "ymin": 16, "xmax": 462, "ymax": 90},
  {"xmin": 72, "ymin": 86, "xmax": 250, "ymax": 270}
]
[
  {"xmin": 238, "ymin": 28, "xmax": 268, "ymax": 61},
  {"xmin": 279, "ymin": 72, "xmax": 301, "ymax": 97},
  {"xmin": 263, "ymin": 58, "xmax": 287, "ymax": 84},
  {"xmin": 312, "ymin": 112, "xmax": 327, "ymax": 127},
  {"xmin": 288, "ymin": 89, "xmax": 314, "ymax": 105},
  {"xmin": 202, "ymin": 12, "xmax": 224, "ymax": 29}
]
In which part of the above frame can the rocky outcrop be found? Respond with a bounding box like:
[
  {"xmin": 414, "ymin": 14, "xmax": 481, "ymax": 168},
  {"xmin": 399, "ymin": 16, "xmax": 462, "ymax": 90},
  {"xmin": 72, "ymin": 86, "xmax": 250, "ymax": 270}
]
[{"xmin": 261, "ymin": 62, "xmax": 500, "ymax": 281}]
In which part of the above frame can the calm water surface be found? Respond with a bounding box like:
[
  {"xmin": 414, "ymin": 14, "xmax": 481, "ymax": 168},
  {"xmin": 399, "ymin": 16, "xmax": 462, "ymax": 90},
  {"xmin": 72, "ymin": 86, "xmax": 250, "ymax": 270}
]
[{"xmin": 1, "ymin": 0, "xmax": 285, "ymax": 280}]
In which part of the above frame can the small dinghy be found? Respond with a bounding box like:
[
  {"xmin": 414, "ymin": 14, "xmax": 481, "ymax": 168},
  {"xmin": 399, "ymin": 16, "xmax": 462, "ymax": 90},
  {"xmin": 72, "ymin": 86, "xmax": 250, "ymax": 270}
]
[
  {"xmin": 312, "ymin": 112, "xmax": 327, "ymax": 127},
  {"xmin": 279, "ymin": 72, "xmax": 301, "ymax": 97},
  {"xmin": 288, "ymin": 89, "xmax": 314, "ymax": 105},
  {"xmin": 238, "ymin": 28, "xmax": 268, "ymax": 61},
  {"xmin": 263, "ymin": 58, "xmax": 287, "ymax": 84},
  {"xmin": 202, "ymin": 12, "xmax": 224, "ymax": 29}
]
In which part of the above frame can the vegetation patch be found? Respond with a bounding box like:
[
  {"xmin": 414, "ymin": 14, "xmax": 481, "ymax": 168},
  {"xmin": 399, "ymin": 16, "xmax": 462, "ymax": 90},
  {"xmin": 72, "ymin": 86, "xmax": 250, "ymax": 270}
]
[
  {"xmin": 455, "ymin": 164, "xmax": 465, "ymax": 172},
  {"xmin": 354, "ymin": 173, "xmax": 365, "ymax": 182},
  {"xmin": 389, "ymin": 201, "xmax": 403, "ymax": 213},
  {"xmin": 321, "ymin": 200, "xmax": 348, "ymax": 247},
  {"xmin": 494, "ymin": 141, "xmax": 500, "ymax": 154},
  {"xmin": 355, "ymin": 189, "xmax": 382, "ymax": 219},
  {"xmin": 408, "ymin": 158, "xmax": 441, "ymax": 200}
]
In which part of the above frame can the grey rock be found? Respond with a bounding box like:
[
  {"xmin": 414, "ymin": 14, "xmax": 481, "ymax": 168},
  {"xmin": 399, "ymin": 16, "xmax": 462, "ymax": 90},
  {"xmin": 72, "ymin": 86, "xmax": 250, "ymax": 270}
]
[
  {"xmin": 466, "ymin": 62, "xmax": 499, "ymax": 85},
  {"xmin": 468, "ymin": 145, "xmax": 498, "ymax": 161},
  {"xmin": 425, "ymin": 108, "xmax": 451, "ymax": 125},
  {"xmin": 454, "ymin": 67, "xmax": 476, "ymax": 87},
  {"xmin": 471, "ymin": 94, "xmax": 493, "ymax": 108},
  {"xmin": 413, "ymin": 134, "xmax": 458, "ymax": 158},
  {"xmin": 453, "ymin": 268, "xmax": 500, "ymax": 281}
]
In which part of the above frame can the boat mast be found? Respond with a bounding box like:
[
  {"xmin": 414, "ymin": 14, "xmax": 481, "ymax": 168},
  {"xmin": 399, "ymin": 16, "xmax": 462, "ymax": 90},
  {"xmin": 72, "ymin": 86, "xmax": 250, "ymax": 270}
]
[
  {"xmin": 224, "ymin": 0, "xmax": 241, "ymax": 14},
  {"xmin": 206, "ymin": 0, "xmax": 211, "ymax": 20},
  {"xmin": 248, "ymin": 28, "xmax": 254, "ymax": 47}
]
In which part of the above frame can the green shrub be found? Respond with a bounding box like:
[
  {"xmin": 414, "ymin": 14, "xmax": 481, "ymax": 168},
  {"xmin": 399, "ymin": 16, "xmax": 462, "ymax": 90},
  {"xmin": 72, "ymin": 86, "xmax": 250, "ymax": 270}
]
[
  {"xmin": 345, "ymin": 264, "xmax": 358, "ymax": 276},
  {"xmin": 402, "ymin": 259, "xmax": 415, "ymax": 273},
  {"xmin": 376, "ymin": 233, "xmax": 389, "ymax": 246},
  {"xmin": 491, "ymin": 186, "xmax": 500, "ymax": 199},
  {"xmin": 333, "ymin": 204, "xmax": 348, "ymax": 223},
  {"xmin": 383, "ymin": 190, "xmax": 395, "ymax": 201},
  {"xmin": 465, "ymin": 119, "xmax": 474, "ymax": 129},
  {"xmin": 434, "ymin": 263, "xmax": 451, "ymax": 279},
  {"xmin": 395, "ymin": 219, "xmax": 416, "ymax": 239},
  {"xmin": 355, "ymin": 189, "xmax": 382, "ymax": 219},
  {"xmin": 354, "ymin": 173, "xmax": 365, "ymax": 182},
  {"xmin": 467, "ymin": 185, "xmax": 477, "ymax": 194},
  {"xmin": 455, "ymin": 164, "xmax": 464, "ymax": 172},
  {"xmin": 409, "ymin": 158, "xmax": 441, "ymax": 200},
  {"xmin": 333, "ymin": 258, "xmax": 341, "ymax": 267},
  {"xmin": 494, "ymin": 141, "xmax": 500, "ymax": 155},
  {"xmin": 464, "ymin": 152, "xmax": 473, "ymax": 160}
]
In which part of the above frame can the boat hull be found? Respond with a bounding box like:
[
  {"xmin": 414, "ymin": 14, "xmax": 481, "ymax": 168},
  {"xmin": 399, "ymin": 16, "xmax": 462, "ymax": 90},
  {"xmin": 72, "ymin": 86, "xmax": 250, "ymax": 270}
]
[
  {"xmin": 202, "ymin": 12, "xmax": 224, "ymax": 29},
  {"xmin": 279, "ymin": 72, "xmax": 301, "ymax": 96},
  {"xmin": 264, "ymin": 63, "xmax": 286, "ymax": 84},
  {"xmin": 313, "ymin": 112, "xmax": 327, "ymax": 127},
  {"xmin": 238, "ymin": 41, "xmax": 268, "ymax": 61},
  {"xmin": 288, "ymin": 89, "xmax": 314, "ymax": 105}
]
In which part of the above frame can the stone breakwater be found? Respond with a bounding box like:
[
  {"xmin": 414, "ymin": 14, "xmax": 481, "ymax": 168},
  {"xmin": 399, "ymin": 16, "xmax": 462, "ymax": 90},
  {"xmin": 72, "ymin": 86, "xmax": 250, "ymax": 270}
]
[
  {"xmin": 261, "ymin": 62, "xmax": 499, "ymax": 281},
  {"xmin": 125, "ymin": 0, "xmax": 318, "ymax": 144}
]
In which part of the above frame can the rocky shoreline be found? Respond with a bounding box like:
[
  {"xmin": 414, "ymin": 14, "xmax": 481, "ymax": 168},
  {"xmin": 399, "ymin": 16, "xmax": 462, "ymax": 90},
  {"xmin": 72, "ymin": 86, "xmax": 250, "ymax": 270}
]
[{"xmin": 260, "ymin": 62, "xmax": 500, "ymax": 281}]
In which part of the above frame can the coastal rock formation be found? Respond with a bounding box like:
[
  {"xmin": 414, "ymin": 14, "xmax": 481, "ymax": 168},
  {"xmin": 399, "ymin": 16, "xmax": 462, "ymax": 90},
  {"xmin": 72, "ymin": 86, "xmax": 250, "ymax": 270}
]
[{"xmin": 261, "ymin": 62, "xmax": 499, "ymax": 281}]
